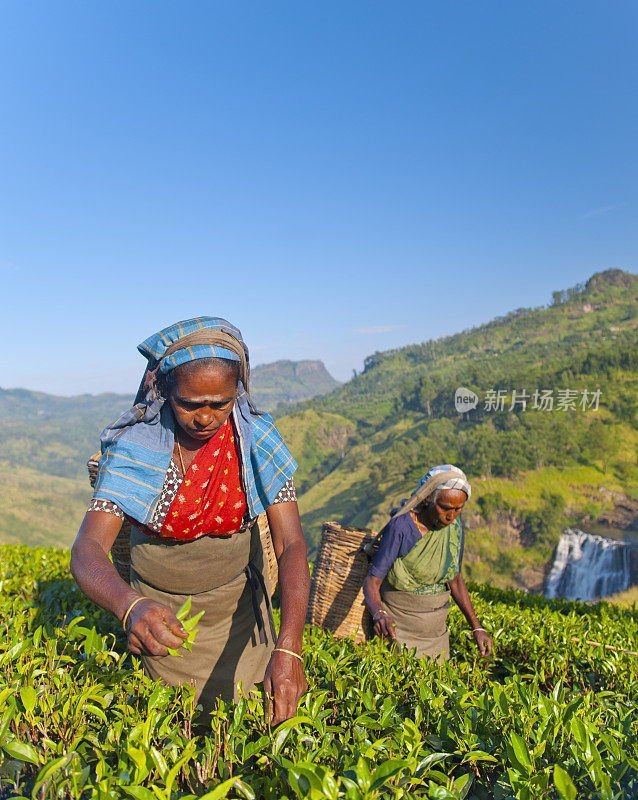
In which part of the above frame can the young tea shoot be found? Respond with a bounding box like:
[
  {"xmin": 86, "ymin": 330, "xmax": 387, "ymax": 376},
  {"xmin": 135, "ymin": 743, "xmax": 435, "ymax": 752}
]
[{"xmin": 166, "ymin": 595, "xmax": 205, "ymax": 656}]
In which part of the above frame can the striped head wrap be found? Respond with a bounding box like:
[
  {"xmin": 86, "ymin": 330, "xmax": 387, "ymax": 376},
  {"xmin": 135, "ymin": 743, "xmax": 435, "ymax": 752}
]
[
  {"xmin": 138, "ymin": 317, "xmax": 250, "ymax": 390},
  {"xmin": 93, "ymin": 317, "xmax": 297, "ymax": 525},
  {"xmin": 392, "ymin": 464, "xmax": 471, "ymax": 517}
]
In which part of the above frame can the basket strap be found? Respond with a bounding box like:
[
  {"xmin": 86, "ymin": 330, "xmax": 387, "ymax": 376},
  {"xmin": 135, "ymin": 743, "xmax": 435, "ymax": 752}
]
[
  {"xmin": 244, "ymin": 562, "xmax": 277, "ymax": 645},
  {"xmin": 361, "ymin": 530, "xmax": 384, "ymax": 561}
]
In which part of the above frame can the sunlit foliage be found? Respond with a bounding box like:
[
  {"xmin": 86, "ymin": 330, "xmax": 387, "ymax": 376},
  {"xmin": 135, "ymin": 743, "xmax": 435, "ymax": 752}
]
[{"xmin": 1, "ymin": 545, "xmax": 636, "ymax": 799}]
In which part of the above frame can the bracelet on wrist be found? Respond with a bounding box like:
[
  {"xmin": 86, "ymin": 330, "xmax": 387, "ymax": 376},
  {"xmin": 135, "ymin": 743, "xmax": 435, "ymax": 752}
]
[
  {"xmin": 472, "ymin": 627, "xmax": 487, "ymax": 633},
  {"xmin": 122, "ymin": 596, "xmax": 149, "ymax": 630},
  {"xmin": 373, "ymin": 610, "xmax": 388, "ymax": 622},
  {"xmin": 272, "ymin": 647, "xmax": 303, "ymax": 662}
]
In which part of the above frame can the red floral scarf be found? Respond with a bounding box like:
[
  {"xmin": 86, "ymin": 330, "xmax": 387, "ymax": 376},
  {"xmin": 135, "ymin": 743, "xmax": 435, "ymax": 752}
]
[{"xmin": 160, "ymin": 418, "xmax": 247, "ymax": 540}]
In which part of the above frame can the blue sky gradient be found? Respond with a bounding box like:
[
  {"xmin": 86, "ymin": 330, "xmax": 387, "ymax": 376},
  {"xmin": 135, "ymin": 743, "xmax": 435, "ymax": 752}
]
[{"xmin": 1, "ymin": 1, "xmax": 636, "ymax": 394}]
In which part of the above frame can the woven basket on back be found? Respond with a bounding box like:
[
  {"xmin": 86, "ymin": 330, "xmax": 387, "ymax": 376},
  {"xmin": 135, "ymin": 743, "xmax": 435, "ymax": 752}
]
[
  {"xmin": 306, "ymin": 521, "xmax": 381, "ymax": 643},
  {"xmin": 87, "ymin": 453, "xmax": 278, "ymax": 592}
]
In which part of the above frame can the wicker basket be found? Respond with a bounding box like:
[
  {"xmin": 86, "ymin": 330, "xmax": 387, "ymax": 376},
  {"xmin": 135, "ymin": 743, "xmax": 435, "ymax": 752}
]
[
  {"xmin": 306, "ymin": 521, "xmax": 381, "ymax": 643},
  {"xmin": 87, "ymin": 453, "xmax": 277, "ymax": 592}
]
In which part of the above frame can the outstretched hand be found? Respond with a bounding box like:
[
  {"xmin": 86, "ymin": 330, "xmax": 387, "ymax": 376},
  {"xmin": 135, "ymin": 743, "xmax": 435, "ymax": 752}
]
[
  {"xmin": 126, "ymin": 598, "xmax": 188, "ymax": 658},
  {"xmin": 264, "ymin": 649, "xmax": 307, "ymax": 727},
  {"xmin": 373, "ymin": 612, "xmax": 397, "ymax": 641},
  {"xmin": 473, "ymin": 629, "xmax": 493, "ymax": 657}
]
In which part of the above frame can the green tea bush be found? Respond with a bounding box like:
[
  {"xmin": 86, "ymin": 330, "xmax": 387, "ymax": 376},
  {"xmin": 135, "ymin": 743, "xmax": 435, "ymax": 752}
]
[{"xmin": 1, "ymin": 544, "xmax": 636, "ymax": 800}]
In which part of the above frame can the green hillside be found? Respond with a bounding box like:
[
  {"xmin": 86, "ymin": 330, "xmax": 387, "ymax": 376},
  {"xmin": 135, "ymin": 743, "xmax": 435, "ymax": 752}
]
[
  {"xmin": 1, "ymin": 269, "xmax": 636, "ymax": 594},
  {"xmin": 0, "ymin": 462, "xmax": 89, "ymax": 548},
  {"xmin": 277, "ymin": 269, "xmax": 638, "ymax": 588},
  {"xmin": 0, "ymin": 360, "xmax": 338, "ymax": 482},
  {"xmin": 0, "ymin": 390, "xmax": 134, "ymax": 480},
  {"xmin": 250, "ymin": 359, "xmax": 340, "ymax": 411}
]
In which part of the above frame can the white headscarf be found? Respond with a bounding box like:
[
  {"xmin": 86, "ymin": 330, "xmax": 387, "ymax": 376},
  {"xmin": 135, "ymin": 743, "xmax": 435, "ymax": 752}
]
[{"xmin": 392, "ymin": 464, "xmax": 471, "ymax": 517}]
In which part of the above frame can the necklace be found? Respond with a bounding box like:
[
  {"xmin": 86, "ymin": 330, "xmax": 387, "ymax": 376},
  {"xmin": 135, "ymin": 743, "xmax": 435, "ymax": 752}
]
[
  {"xmin": 410, "ymin": 511, "xmax": 430, "ymax": 536},
  {"xmin": 176, "ymin": 440, "xmax": 187, "ymax": 476}
]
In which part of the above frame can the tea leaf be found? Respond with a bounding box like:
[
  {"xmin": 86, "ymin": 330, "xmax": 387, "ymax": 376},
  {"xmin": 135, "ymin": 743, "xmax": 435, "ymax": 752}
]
[
  {"xmin": 1, "ymin": 738, "xmax": 40, "ymax": 764},
  {"xmin": 553, "ymin": 764, "xmax": 577, "ymax": 800}
]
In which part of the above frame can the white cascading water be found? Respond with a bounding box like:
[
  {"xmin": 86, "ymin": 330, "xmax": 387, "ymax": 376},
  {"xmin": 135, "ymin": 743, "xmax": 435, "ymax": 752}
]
[{"xmin": 544, "ymin": 528, "xmax": 633, "ymax": 601}]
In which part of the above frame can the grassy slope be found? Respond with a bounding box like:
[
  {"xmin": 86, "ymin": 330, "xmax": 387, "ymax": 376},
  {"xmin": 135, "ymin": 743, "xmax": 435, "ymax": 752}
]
[
  {"xmin": 0, "ymin": 461, "xmax": 90, "ymax": 548},
  {"xmin": 609, "ymin": 585, "xmax": 638, "ymax": 607}
]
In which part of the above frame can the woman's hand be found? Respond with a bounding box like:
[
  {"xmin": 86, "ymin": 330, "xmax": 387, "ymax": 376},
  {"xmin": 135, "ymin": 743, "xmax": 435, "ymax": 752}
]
[
  {"xmin": 449, "ymin": 574, "xmax": 493, "ymax": 657},
  {"xmin": 263, "ymin": 649, "xmax": 308, "ymax": 726},
  {"xmin": 373, "ymin": 610, "xmax": 397, "ymax": 641},
  {"xmin": 363, "ymin": 575, "xmax": 396, "ymax": 643},
  {"xmin": 265, "ymin": 501, "xmax": 310, "ymax": 726},
  {"xmin": 472, "ymin": 628, "xmax": 493, "ymax": 657},
  {"xmin": 125, "ymin": 598, "xmax": 188, "ymax": 658}
]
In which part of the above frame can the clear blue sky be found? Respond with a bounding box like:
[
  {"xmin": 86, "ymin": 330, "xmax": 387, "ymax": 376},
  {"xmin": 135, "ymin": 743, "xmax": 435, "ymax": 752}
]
[{"xmin": 1, "ymin": 1, "xmax": 636, "ymax": 394}]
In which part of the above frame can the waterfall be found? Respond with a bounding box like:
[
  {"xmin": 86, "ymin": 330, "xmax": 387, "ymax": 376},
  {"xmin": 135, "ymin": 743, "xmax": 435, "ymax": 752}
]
[{"xmin": 545, "ymin": 528, "xmax": 634, "ymax": 601}]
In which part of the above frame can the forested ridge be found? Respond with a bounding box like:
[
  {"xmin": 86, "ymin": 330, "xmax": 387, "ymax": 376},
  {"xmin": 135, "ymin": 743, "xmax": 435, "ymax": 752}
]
[{"xmin": 276, "ymin": 269, "xmax": 637, "ymax": 588}]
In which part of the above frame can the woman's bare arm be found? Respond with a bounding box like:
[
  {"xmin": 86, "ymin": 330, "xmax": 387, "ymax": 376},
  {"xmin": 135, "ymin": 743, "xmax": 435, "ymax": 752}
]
[
  {"xmin": 71, "ymin": 511, "xmax": 139, "ymax": 619},
  {"xmin": 264, "ymin": 501, "xmax": 310, "ymax": 725},
  {"xmin": 70, "ymin": 511, "xmax": 187, "ymax": 656},
  {"xmin": 363, "ymin": 574, "xmax": 397, "ymax": 640},
  {"xmin": 449, "ymin": 572, "xmax": 493, "ymax": 656}
]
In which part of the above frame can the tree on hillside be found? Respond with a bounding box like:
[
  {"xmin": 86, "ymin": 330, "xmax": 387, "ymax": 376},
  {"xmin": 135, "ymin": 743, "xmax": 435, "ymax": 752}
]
[
  {"xmin": 611, "ymin": 388, "xmax": 638, "ymax": 430},
  {"xmin": 417, "ymin": 377, "xmax": 434, "ymax": 417},
  {"xmin": 584, "ymin": 419, "xmax": 621, "ymax": 474},
  {"xmin": 464, "ymin": 421, "xmax": 499, "ymax": 479}
]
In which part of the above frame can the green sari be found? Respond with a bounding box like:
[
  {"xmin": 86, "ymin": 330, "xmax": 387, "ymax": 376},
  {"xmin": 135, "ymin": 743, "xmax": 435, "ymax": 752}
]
[
  {"xmin": 381, "ymin": 517, "xmax": 463, "ymax": 660},
  {"xmin": 385, "ymin": 517, "xmax": 463, "ymax": 595}
]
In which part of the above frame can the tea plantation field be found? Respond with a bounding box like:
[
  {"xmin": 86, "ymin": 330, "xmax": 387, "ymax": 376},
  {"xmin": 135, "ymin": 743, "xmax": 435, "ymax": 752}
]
[{"xmin": 1, "ymin": 545, "xmax": 636, "ymax": 800}]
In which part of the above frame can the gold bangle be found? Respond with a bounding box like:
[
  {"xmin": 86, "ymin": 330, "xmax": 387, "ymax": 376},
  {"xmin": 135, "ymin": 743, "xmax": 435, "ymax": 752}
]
[
  {"xmin": 272, "ymin": 647, "xmax": 303, "ymax": 662},
  {"xmin": 122, "ymin": 596, "xmax": 148, "ymax": 630}
]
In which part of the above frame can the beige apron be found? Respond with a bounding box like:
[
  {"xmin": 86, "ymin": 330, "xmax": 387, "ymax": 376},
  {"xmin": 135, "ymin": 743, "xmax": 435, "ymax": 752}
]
[
  {"xmin": 381, "ymin": 587, "xmax": 450, "ymax": 662},
  {"xmin": 129, "ymin": 522, "xmax": 275, "ymax": 718}
]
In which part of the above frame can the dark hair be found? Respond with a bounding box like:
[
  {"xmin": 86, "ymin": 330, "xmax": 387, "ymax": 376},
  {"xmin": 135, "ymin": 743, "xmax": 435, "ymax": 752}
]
[{"xmin": 160, "ymin": 357, "xmax": 240, "ymax": 397}]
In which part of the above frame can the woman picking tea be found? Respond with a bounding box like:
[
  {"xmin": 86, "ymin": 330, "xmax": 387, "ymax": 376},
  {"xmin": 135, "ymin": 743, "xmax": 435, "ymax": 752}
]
[
  {"xmin": 71, "ymin": 317, "xmax": 310, "ymax": 724},
  {"xmin": 363, "ymin": 465, "xmax": 493, "ymax": 660}
]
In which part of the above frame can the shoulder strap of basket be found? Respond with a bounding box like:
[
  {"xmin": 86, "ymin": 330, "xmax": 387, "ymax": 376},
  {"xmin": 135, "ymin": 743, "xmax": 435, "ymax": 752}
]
[{"xmin": 361, "ymin": 529, "xmax": 384, "ymax": 560}]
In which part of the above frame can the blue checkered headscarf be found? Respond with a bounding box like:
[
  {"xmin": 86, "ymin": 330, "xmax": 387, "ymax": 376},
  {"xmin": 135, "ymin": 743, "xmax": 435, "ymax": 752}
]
[{"xmin": 93, "ymin": 317, "xmax": 297, "ymax": 525}]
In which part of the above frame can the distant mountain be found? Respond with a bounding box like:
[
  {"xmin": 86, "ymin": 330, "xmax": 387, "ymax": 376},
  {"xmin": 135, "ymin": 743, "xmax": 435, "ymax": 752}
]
[
  {"xmin": 250, "ymin": 360, "xmax": 340, "ymax": 411},
  {"xmin": 0, "ymin": 389, "xmax": 134, "ymax": 480},
  {"xmin": 0, "ymin": 359, "xmax": 339, "ymax": 482}
]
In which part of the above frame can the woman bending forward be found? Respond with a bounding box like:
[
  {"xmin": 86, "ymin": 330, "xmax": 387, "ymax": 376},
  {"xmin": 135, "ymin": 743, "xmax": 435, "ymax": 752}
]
[
  {"xmin": 363, "ymin": 465, "xmax": 493, "ymax": 661},
  {"xmin": 71, "ymin": 317, "xmax": 310, "ymax": 725}
]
